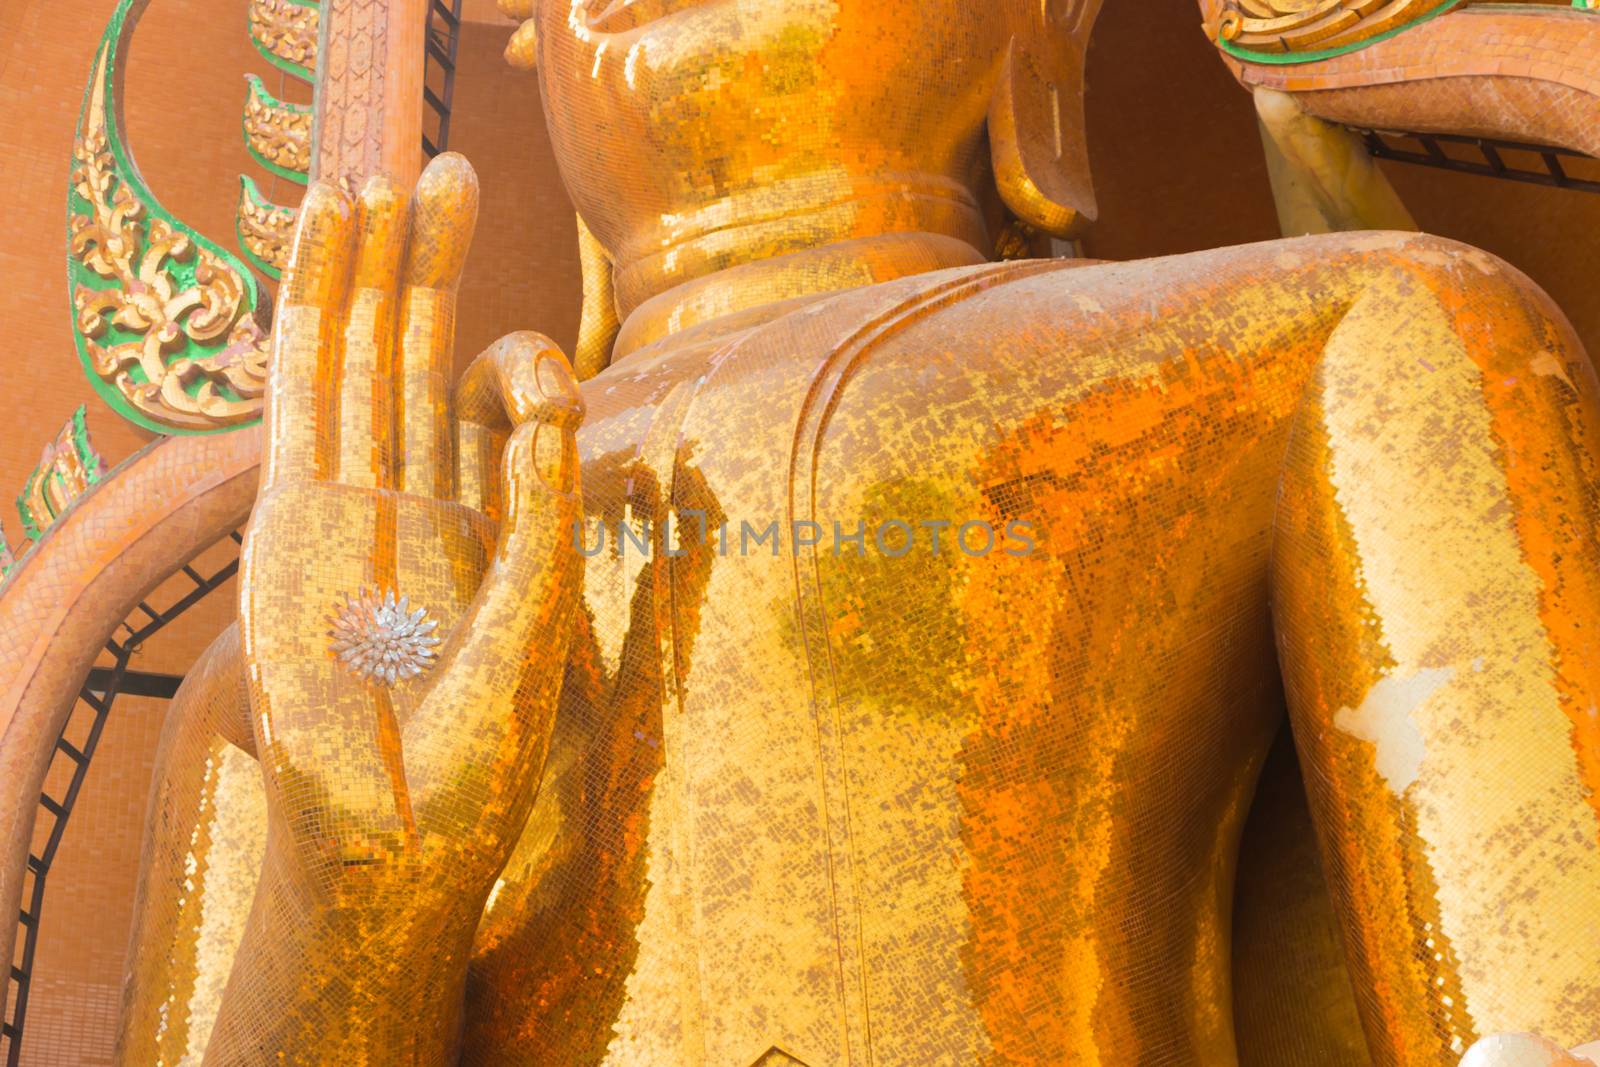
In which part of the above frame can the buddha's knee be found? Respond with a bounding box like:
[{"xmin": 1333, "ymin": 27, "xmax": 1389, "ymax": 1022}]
[
  {"xmin": 1271, "ymin": 233, "xmax": 1600, "ymax": 1059},
  {"xmin": 1377, "ymin": 232, "xmax": 1585, "ymax": 366}
]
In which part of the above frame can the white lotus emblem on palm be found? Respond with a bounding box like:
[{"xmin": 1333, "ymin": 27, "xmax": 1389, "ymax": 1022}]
[{"xmin": 327, "ymin": 587, "xmax": 442, "ymax": 685}]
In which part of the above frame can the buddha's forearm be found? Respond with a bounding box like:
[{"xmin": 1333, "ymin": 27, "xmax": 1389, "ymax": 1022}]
[
  {"xmin": 116, "ymin": 626, "xmax": 264, "ymax": 1066},
  {"xmin": 205, "ymin": 859, "xmax": 480, "ymax": 1066}
]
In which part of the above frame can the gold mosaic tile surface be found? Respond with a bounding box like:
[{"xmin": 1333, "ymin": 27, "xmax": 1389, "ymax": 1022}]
[{"xmin": 3, "ymin": 1, "xmax": 1600, "ymax": 1064}]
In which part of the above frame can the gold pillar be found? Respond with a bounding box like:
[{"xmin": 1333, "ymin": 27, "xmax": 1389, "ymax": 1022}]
[{"xmin": 313, "ymin": 0, "xmax": 430, "ymax": 190}]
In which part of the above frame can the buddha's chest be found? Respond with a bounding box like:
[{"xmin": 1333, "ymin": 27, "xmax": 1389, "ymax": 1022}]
[
  {"xmin": 551, "ymin": 398, "xmax": 998, "ymax": 1067},
  {"xmin": 476, "ymin": 256, "xmax": 1307, "ymax": 1064}
]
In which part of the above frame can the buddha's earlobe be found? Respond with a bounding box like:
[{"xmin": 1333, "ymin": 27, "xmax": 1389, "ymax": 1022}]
[{"xmin": 988, "ymin": 39, "xmax": 1097, "ymax": 239}]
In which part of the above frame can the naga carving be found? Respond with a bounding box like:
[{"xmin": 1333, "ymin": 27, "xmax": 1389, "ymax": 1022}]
[
  {"xmin": 15, "ymin": 407, "xmax": 106, "ymax": 542},
  {"xmin": 69, "ymin": 49, "xmax": 267, "ymax": 431},
  {"xmin": 66, "ymin": 2, "xmax": 271, "ymax": 434},
  {"xmin": 248, "ymin": 0, "xmax": 320, "ymax": 81},
  {"xmin": 1211, "ymin": 0, "xmax": 1587, "ymax": 58},
  {"xmin": 236, "ymin": 175, "xmax": 297, "ymax": 278},
  {"xmin": 1211, "ymin": 0, "xmax": 1454, "ymax": 56},
  {"xmin": 243, "ymin": 73, "xmax": 311, "ymax": 181}
]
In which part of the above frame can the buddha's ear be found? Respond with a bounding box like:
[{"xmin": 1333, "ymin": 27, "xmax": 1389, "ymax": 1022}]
[{"xmin": 989, "ymin": 9, "xmax": 1099, "ymax": 238}]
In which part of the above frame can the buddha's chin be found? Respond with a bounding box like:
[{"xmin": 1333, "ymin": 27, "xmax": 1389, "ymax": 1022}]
[{"xmin": 581, "ymin": 0, "xmax": 721, "ymax": 33}]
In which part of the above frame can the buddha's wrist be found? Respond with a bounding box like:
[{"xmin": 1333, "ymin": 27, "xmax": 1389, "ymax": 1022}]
[{"xmin": 206, "ymin": 867, "xmax": 478, "ymax": 1063}]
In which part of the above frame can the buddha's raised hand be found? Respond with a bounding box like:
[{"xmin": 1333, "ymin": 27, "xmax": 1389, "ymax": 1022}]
[{"xmin": 206, "ymin": 154, "xmax": 584, "ymax": 1064}]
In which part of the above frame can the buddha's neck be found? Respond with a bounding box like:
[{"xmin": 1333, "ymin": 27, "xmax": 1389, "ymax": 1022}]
[
  {"xmin": 614, "ymin": 231, "xmax": 988, "ymax": 357},
  {"xmin": 609, "ymin": 178, "xmax": 994, "ymax": 359}
]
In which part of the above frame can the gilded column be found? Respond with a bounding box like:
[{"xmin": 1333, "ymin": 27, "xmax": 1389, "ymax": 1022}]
[{"xmin": 314, "ymin": 0, "xmax": 429, "ymax": 190}]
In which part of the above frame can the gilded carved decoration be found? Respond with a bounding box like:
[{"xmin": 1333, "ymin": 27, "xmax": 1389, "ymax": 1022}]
[
  {"xmin": 315, "ymin": 0, "xmax": 397, "ymax": 189},
  {"xmin": 243, "ymin": 73, "xmax": 311, "ymax": 181},
  {"xmin": 0, "ymin": 405, "xmax": 107, "ymax": 576},
  {"xmin": 1211, "ymin": 0, "xmax": 1598, "ymax": 59},
  {"xmin": 68, "ymin": 16, "xmax": 269, "ymax": 434},
  {"xmin": 1212, "ymin": 0, "xmax": 1461, "ymax": 55},
  {"xmin": 16, "ymin": 407, "xmax": 105, "ymax": 542},
  {"xmin": 248, "ymin": 0, "xmax": 320, "ymax": 82},
  {"xmin": 236, "ymin": 175, "xmax": 297, "ymax": 278},
  {"xmin": 237, "ymin": 11, "xmax": 315, "ymax": 282}
]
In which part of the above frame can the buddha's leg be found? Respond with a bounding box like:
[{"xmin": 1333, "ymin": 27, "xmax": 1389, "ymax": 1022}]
[
  {"xmin": 114, "ymin": 624, "xmax": 265, "ymax": 1066},
  {"xmin": 1272, "ymin": 256, "xmax": 1600, "ymax": 1063}
]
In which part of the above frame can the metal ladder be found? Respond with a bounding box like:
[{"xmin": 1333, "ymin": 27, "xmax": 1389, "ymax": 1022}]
[
  {"xmin": 423, "ymin": 0, "xmax": 465, "ymax": 158},
  {"xmin": 1356, "ymin": 127, "xmax": 1600, "ymax": 195},
  {"xmin": 0, "ymin": 533, "xmax": 242, "ymax": 1067}
]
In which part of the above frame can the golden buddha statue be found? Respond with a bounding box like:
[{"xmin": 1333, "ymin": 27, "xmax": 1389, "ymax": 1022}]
[{"xmin": 101, "ymin": 0, "xmax": 1600, "ymax": 1064}]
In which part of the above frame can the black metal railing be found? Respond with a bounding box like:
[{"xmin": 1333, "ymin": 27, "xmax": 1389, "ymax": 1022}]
[
  {"xmin": 0, "ymin": 532, "xmax": 241, "ymax": 1067},
  {"xmin": 1357, "ymin": 127, "xmax": 1600, "ymax": 195},
  {"xmin": 422, "ymin": 0, "xmax": 465, "ymax": 158}
]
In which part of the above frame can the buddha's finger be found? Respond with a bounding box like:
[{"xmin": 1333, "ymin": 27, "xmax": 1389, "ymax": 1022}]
[
  {"xmin": 404, "ymin": 346, "xmax": 583, "ymax": 852},
  {"xmin": 266, "ymin": 182, "xmax": 355, "ymax": 488},
  {"xmin": 336, "ymin": 175, "xmax": 408, "ymax": 489},
  {"xmin": 455, "ymin": 331, "xmax": 561, "ymax": 515},
  {"xmin": 396, "ymin": 153, "xmax": 479, "ymax": 499}
]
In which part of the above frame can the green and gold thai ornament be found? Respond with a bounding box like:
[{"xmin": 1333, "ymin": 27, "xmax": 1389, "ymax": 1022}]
[
  {"xmin": 67, "ymin": 0, "xmax": 270, "ymax": 434},
  {"xmin": 243, "ymin": 73, "xmax": 311, "ymax": 186},
  {"xmin": 16, "ymin": 406, "xmax": 105, "ymax": 541}
]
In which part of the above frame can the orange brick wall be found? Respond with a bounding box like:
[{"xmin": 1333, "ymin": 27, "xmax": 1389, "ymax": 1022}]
[
  {"xmin": 23, "ymin": 695, "xmax": 170, "ymax": 1067},
  {"xmin": 449, "ymin": 19, "xmax": 583, "ymax": 368},
  {"xmin": 0, "ymin": 0, "xmax": 156, "ymax": 554},
  {"xmin": 1082, "ymin": 0, "xmax": 1284, "ymax": 261}
]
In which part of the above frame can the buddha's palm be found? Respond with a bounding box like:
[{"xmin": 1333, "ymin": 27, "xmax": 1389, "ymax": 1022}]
[{"xmin": 206, "ymin": 155, "xmax": 584, "ymax": 1065}]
